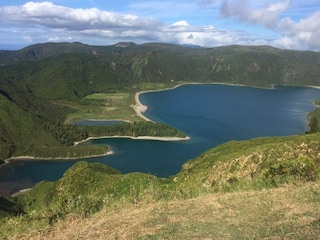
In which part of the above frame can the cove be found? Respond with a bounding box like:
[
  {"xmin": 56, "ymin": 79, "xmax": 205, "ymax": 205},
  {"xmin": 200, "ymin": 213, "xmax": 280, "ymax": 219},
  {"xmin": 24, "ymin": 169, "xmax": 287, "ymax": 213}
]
[{"xmin": 1, "ymin": 84, "xmax": 320, "ymax": 195}]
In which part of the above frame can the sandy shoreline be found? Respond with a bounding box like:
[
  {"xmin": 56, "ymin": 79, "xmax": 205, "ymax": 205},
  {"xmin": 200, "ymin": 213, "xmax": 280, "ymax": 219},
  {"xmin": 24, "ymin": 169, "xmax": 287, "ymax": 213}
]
[
  {"xmin": 308, "ymin": 85, "xmax": 320, "ymax": 90},
  {"xmin": 131, "ymin": 92, "xmax": 154, "ymax": 122}
]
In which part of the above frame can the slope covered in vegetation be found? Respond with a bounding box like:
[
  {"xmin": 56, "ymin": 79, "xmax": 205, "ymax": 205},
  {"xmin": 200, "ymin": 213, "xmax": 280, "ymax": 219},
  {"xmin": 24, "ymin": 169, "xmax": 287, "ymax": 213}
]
[
  {"xmin": 2, "ymin": 42, "xmax": 320, "ymax": 100},
  {"xmin": 1, "ymin": 133, "xmax": 320, "ymax": 239},
  {"xmin": 0, "ymin": 79, "xmax": 109, "ymax": 160}
]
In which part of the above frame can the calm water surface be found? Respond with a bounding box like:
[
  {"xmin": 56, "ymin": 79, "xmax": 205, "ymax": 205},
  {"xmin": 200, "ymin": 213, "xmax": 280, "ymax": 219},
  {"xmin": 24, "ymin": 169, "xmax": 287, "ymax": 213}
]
[{"xmin": 1, "ymin": 84, "xmax": 320, "ymax": 194}]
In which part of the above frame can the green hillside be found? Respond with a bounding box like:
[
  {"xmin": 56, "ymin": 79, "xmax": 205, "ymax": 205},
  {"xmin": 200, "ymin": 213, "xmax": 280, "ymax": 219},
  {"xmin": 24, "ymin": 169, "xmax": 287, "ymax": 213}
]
[
  {"xmin": 174, "ymin": 133, "xmax": 320, "ymax": 195},
  {"xmin": 0, "ymin": 78, "xmax": 109, "ymax": 160},
  {"xmin": 1, "ymin": 133, "xmax": 320, "ymax": 239},
  {"xmin": 2, "ymin": 42, "xmax": 320, "ymax": 100}
]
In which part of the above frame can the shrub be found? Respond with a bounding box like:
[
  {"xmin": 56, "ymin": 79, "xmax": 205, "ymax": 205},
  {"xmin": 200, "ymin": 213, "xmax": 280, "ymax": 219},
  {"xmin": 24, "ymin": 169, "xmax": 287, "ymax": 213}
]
[{"xmin": 262, "ymin": 158, "xmax": 320, "ymax": 185}]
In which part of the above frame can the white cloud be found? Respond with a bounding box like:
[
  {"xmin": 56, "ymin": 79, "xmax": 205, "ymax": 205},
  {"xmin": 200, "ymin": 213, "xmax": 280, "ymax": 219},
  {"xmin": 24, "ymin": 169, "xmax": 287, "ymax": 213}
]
[
  {"xmin": 272, "ymin": 36, "xmax": 297, "ymax": 49},
  {"xmin": 0, "ymin": 2, "xmax": 220, "ymax": 46},
  {"xmin": 278, "ymin": 10, "xmax": 320, "ymax": 50},
  {"xmin": 48, "ymin": 36, "xmax": 73, "ymax": 42},
  {"xmin": 172, "ymin": 21, "xmax": 189, "ymax": 27},
  {"xmin": 0, "ymin": 1, "xmax": 320, "ymax": 51},
  {"xmin": 202, "ymin": 25, "xmax": 215, "ymax": 31},
  {"xmin": 22, "ymin": 36, "xmax": 33, "ymax": 43},
  {"xmin": 219, "ymin": 0, "xmax": 320, "ymax": 50},
  {"xmin": 220, "ymin": 0, "xmax": 290, "ymax": 28},
  {"xmin": 0, "ymin": 2, "xmax": 161, "ymax": 31}
]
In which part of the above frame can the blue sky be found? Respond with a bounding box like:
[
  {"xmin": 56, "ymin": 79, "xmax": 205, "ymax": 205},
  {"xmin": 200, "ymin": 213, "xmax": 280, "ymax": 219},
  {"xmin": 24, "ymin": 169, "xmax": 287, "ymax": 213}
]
[{"xmin": 0, "ymin": 0, "xmax": 320, "ymax": 50}]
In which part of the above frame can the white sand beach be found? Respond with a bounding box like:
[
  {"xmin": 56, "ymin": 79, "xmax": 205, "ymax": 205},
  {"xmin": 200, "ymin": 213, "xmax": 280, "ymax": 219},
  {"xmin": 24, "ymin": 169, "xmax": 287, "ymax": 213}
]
[{"xmin": 131, "ymin": 90, "xmax": 154, "ymax": 122}]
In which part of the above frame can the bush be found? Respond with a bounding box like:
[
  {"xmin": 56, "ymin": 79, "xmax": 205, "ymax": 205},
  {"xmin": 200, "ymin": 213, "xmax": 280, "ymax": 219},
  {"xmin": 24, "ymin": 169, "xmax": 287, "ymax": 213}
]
[{"xmin": 262, "ymin": 158, "xmax": 320, "ymax": 185}]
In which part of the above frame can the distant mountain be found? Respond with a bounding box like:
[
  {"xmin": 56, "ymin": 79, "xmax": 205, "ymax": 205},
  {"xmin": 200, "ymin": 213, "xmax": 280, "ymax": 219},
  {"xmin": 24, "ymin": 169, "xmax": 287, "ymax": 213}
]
[
  {"xmin": 0, "ymin": 42, "xmax": 94, "ymax": 64},
  {"xmin": 1, "ymin": 42, "xmax": 320, "ymax": 99}
]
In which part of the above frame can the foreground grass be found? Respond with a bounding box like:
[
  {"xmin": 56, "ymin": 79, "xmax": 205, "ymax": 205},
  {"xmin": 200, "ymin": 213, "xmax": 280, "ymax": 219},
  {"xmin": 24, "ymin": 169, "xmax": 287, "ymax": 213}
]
[{"xmin": 4, "ymin": 182, "xmax": 320, "ymax": 239}]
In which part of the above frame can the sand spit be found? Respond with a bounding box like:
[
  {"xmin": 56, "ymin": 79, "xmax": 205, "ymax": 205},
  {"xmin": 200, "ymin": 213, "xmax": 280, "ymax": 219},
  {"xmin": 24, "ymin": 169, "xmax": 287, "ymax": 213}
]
[{"xmin": 74, "ymin": 135, "xmax": 190, "ymax": 146}]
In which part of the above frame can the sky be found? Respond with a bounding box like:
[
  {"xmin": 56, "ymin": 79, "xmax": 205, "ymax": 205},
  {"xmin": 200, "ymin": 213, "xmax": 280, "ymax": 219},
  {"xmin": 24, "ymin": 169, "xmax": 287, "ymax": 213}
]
[{"xmin": 0, "ymin": 0, "xmax": 320, "ymax": 51}]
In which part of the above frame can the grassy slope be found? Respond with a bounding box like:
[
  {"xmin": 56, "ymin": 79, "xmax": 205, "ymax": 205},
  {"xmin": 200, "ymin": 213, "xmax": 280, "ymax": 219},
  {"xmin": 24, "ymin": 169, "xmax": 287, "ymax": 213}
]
[
  {"xmin": 0, "ymin": 79, "xmax": 107, "ymax": 159},
  {"xmin": 0, "ymin": 79, "xmax": 58, "ymax": 158},
  {"xmin": 21, "ymin": 183, "xmax": 320, "ymax": 240},
  {"xmin": 1, "ymin": 133, "xmax": 320, "ymax": 239},
  {"xmin": 174, "ymin": 133, "xmax": 320, "ymax": 196}
]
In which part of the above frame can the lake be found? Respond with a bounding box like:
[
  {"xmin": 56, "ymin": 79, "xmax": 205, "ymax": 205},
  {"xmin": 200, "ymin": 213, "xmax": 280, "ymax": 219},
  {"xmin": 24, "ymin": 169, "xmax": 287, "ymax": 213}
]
[{"xmin": 1, "ymin": 84, "xmax": 320, "ymax": 195}]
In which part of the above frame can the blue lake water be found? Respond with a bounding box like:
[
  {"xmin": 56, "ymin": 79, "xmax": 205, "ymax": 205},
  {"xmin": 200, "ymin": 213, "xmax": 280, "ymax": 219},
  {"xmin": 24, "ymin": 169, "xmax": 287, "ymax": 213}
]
[{"xmin": 1, "ymin": 84, "xmax": 320, "ymax": 194}]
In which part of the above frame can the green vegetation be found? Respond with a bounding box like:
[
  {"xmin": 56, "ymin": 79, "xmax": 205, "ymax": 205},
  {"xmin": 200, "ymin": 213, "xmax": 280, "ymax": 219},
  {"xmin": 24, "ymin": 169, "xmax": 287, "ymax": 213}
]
[
  {"xmin": 1, "ymin": 42, "xmax": 320, "ymax": 160},
  {"xmin": 1, "ymin": 133, "xmax": 320, "ymax": 239},
  {"xmin": 0, "ymin": 84, "xmax": 107, "ymax": 159},
  {"xmin": 173, "ymin": 133, "xmax": 320, "ymax": 195},
  {"xmin": 306, "ymin": 116, "xmax": 320, "ymax": 133},
  {"xmin": 1, "ymin": 42, "xmax": 320, "ymax": 239},
  {"xmin": 0, "ymin": 75, "xmax": 184, "ymax": 160},
  {"xmin": 82, "ymin": 121, "xmax": 186, "ymax": 138},
  {"xmin": 306, "ymin": 101, "xmax": 320, "ymax": 134},
  {"xmin": 3, "ymin": 42, "xmax": 320, "ymax": 100},
  {"xmin": 70, "ymin": 91, "xmax": 140, "ymax": 121}
]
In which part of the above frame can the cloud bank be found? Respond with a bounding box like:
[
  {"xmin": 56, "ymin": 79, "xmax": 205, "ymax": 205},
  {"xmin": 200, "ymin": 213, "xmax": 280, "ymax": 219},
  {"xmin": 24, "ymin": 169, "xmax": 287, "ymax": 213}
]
[
  {"xmin": 220, "ymin": 0, "xmax": 320, "ymax": 50},
  {"xmin": 220, "ymin": 0, "xmax": 290, "ymax": 28},
  {"xmin": 0, "ymin": 1, "xmax": 320, "ymax": 51}
]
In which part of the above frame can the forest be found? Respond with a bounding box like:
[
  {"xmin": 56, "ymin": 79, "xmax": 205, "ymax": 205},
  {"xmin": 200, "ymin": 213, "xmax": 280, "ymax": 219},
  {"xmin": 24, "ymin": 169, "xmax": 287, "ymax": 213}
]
[{"xmin": 41, "ymin": 120, "xmax": 186, "ymax": 146}]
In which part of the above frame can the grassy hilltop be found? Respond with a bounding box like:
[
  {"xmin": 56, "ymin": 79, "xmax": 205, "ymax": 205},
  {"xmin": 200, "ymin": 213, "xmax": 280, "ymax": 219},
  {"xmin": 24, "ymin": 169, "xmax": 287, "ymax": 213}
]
[{"xmin": 1, "ymin": 42, "xmax": 320, "ymax": 239}]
